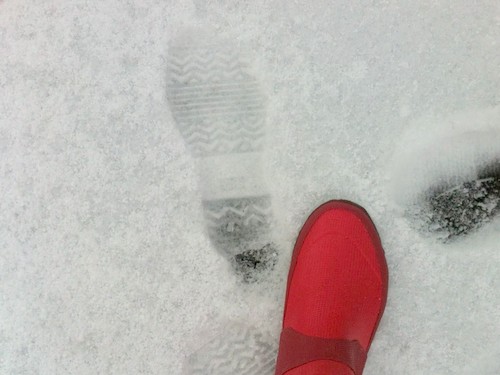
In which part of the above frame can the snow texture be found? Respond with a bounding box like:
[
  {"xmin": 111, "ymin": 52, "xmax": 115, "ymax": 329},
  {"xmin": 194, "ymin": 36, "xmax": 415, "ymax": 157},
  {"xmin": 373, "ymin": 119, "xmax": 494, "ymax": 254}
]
[
  {"xmin": 388, "ymin": 107, "xmax": 500, "ymax": 240},
  {"xmin": 1, "ymin": 1, "xmax": 499, "ymax": 375}
]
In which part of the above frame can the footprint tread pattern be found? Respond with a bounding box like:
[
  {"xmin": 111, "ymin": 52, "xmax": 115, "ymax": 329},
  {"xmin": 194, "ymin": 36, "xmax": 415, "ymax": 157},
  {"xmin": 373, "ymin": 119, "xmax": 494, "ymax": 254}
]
[
  {"xmin": 185, "ymin": 324, "xmax": 277, "ymax": 375},
  {"xmin": 202, "ymin": 196, "xmax": 273, "ymax": 255},
  {"xmin": 167, "ymin": 44, "xmax": 265, "ymax": 157},
  {"xmin": 166, "ymin": 31, "xmax": 276, "ymax": 280},
  {"xmin": 203, "ymin": 196, "xmax": 272, "ymax": 227}
]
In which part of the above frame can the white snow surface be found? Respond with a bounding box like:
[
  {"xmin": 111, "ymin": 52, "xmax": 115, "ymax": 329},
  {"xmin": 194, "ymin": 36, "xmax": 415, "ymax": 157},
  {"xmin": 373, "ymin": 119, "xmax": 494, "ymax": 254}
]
[
  {"xmin": 1, "ymin": 1, "xmax": 499, "ymax": 374},
  {"xmin": 388, "ymin": 107, "xmax": 500, "ymax": 204}
]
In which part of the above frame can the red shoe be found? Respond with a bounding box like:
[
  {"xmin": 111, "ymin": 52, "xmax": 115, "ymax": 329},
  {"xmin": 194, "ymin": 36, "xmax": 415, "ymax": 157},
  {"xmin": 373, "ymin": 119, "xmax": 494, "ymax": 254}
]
[{"xmin": 275, "ymin": 200, "xmax": 389, "ymax": 375}]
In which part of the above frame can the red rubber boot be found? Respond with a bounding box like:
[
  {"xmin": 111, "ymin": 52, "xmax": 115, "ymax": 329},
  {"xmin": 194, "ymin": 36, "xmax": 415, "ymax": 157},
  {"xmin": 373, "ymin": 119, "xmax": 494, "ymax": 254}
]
[{"xmin": 275, "ymin": 200, "xmax": 389, "ymax": 375}]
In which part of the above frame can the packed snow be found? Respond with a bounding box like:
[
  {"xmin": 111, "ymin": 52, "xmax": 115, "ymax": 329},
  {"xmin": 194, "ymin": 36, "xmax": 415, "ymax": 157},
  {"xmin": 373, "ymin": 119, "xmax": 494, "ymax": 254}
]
[{"xmin": 1, "ymin": 1, "xmax": 499, "ymax": 374}]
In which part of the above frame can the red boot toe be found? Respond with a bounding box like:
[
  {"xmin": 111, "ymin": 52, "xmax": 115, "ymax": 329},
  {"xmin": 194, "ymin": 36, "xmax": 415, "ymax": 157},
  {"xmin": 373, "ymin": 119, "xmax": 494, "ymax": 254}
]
[{"xmin": 275, "ymin": 200, "xmax": 388, "ymax": 375}]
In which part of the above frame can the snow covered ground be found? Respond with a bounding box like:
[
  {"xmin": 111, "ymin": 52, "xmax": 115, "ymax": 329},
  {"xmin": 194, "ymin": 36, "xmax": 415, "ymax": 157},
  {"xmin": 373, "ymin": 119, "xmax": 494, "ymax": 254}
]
[{"xmin": 1, "ymin": 1, "xmax": 499, "ymax": 374}]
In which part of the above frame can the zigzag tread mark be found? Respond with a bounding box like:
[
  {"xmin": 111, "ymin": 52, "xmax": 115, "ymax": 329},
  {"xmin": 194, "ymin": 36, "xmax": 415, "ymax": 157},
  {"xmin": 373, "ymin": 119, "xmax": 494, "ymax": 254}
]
[
  {"xmin": 173, "ymin": 107, "xmax": 265, "ymax": 120},
  {"xmin": 169, "ymin": 78, "xmax": 258, "ymax": 88},
  {"xmin": 170, "ymin": 93, "xmax": 263, "ymax": 107},
  {"xmin": 169, "ymin": 54, "xmax": 247, "ymax": 68},
  {"xmin": 204, "ymin": 203, "xmax": 271, "ymax": 221},
  {"xmin": 170, "ymin": 97, "xmax": 262, "ymax": 111},
  {"xmin": 173, "ymin": 109, "xmax": 263, "ymax": 120},
  {"xmin": 168, "ymin": 60, "xmax": 248, "ymax": 78},
  {"xmin": 185, "ymin": 134, "xmax": 265, "ymax": 149},
  {"xmin": 173, "ymin": 108, "xmax": 264, "ymax": 122},
  {"xmin": 168, "ymin": 79, "xmax": 259, "ymax": 93},
  {"xmin": 169, "ymin": 49, "xmax": 245, "ymax": 65},
  {"xmin": 167, "ymin": 38, "xmax": 268, "ymax": 159},
  {"xmin": 180, "ymin": 117, "xmax": 264, "ymax": 133},
  {"xmin": 168, "ymin": 54, "xmax": 251, "ymax": 70},
  {"xmin": 204, "ymin": 206, "xmax": 268, "ymax": 221},
  {"xmin": 189, "ymin": 142, "xmax": 264, "ymax": 157},
  {"xmin": 176, "ymin": 114, "xmax": 264, "ymax": 126},
  {"xmin": 169, "ymin": 67, "xmax": 252, "ymax": 83},
  {"xmin": 171, "ymin": 72, "xmax": 253, "ymax": 85},
  {"xmin": 182, "ymin": 120, "xmax": 264, "ymax": 132},
  {"xmin": 176, "ymin": 122, "xmax": 265, "ymax": 142},
  {"xmin": 169, "ymin": 94, "xmax": 263, "ymax": 111},
  {"xmin": 172, "ymin": 97, "xmax": 262, "ymax": 108},
  {"xmin": 192, "ymin": 142, "xmax": 263, "ymax": 156},
  {"xmin": 170, "ymin": 93, "xmax": 262, "ymax": 107},
  {"xmin": 205, "ymin": 214, "xmax": 268, "ymax": 228},
  {"xmin": 170, "ymin": 95, "xmax": 262, "ymax": 110},
  {"xmin": 187, "ymin": 133, "xmax": 263, "ymax": 149},
  {"xmin": 183, "ymin": 126, "xmax": 265, "ymax": 142}
]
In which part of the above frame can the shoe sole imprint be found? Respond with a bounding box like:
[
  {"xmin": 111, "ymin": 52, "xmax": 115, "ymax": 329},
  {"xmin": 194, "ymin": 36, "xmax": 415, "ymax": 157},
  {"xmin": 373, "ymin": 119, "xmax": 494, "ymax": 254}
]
[
  {"xmin": 166, "ymin": 30, "xmax": 276, "ymax": 279},
  {"xmin": 183, "ymin": 322, "xmax": 277, "ymax": 375}
]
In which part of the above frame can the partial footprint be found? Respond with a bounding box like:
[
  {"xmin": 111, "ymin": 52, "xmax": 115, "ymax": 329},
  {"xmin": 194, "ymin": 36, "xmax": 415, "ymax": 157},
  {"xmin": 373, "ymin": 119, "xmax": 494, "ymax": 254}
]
[
  {"xmin": 183, "ymin": 321, "xmax": 277, "ymax": 375},
  {"xmin": 424, "ymin": 161, "xmax": 500, "ymax": 239},
  {"xmin": 166, "ymin": 29, "xmax": 277, "ymax": 280},
  {"xmin": 388, "ymin": 107, "xmax": 500, "ymax": 241}
]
